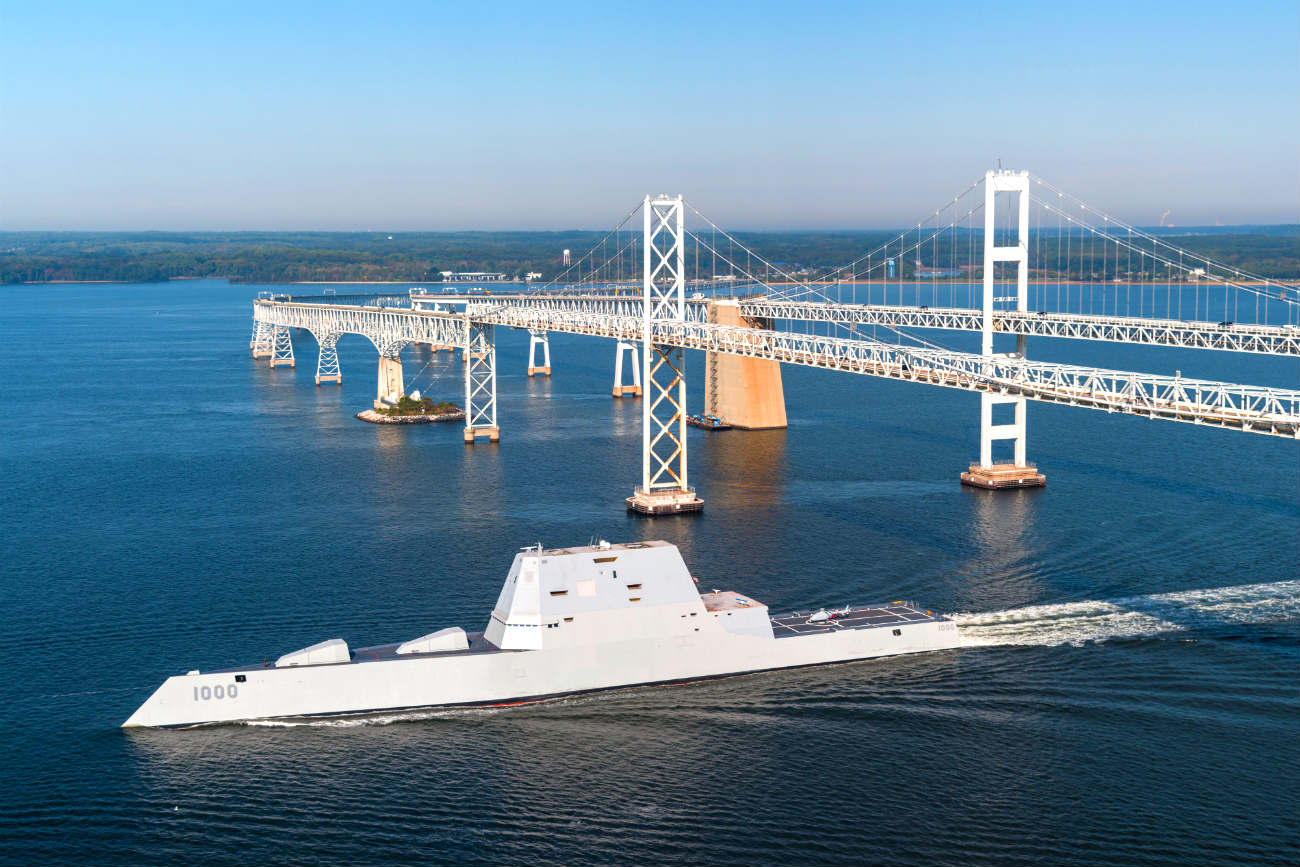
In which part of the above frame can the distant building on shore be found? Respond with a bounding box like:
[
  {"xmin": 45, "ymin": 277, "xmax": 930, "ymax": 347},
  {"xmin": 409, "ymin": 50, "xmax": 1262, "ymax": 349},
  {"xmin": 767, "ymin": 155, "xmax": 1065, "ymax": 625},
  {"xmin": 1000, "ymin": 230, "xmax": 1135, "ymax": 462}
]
[{"xmin": 440, "ymin": 271, "xmax": 510, "ymax": 282}]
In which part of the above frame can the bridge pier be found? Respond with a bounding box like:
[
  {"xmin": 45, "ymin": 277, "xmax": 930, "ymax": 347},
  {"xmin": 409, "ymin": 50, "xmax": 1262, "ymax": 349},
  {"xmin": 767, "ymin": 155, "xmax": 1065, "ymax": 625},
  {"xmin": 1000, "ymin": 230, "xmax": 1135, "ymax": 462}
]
[
  {"xmin": 627, "ymin": 195, "xmax": 702, "ymax": 516},
  {"xmin": 961, "ymin": 390, "xmax": 1044, "ymax": 488},
  {"xmin": 527, "ymin": 330, "xmax": 551, "ymax": 376},
  {"xmin": 315, "ymin": 333, "xmax": 341, "ymax": 386},
  {"xmin": 374, "ymin": 354, "xmax": 404, "ymax": 409},
  {"xmin": 962, "ymin": 169, "xmax": 1045, "ymax": 490},
  {"xmin": 269, "ymin": 325, "xmax": 295, "ymax": 368},
  {"xmin": 464, "ymin": 321, "xmax": 499, "ymax": 444},
  {"xmin": 704, "ymin": 300, "xmax": 786, "ymax": 428},
  {"xmin": 612, "ymin": 340, "xmax": 641, "ymax": 397},
  {"xmin": 250, "ymin": 320, "xmax": 274, "ymax": 359}
]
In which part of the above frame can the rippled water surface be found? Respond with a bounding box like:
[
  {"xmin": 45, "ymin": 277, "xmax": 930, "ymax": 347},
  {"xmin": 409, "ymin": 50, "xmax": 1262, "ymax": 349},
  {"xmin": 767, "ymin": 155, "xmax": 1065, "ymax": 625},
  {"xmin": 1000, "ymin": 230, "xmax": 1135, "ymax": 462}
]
[{"xmin": 1, "ymin": 280, "xmax": 1297, "ymax": 865}]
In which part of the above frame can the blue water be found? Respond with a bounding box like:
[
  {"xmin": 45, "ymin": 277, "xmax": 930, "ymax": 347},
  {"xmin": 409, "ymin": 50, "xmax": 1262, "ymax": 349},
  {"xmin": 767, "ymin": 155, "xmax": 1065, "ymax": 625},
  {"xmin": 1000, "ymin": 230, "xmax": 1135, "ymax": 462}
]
[{"xmin": 1, "ymin": 279, "xmax": 1297, "ymax": 865}]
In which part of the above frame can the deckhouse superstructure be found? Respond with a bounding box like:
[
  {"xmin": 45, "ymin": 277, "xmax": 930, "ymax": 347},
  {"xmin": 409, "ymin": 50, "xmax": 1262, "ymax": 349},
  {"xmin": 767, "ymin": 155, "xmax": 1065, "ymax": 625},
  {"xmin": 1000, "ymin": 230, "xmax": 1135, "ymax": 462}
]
[{"xmin": 484, "ymin": 541, "xmax": 766, "ymax": 650}]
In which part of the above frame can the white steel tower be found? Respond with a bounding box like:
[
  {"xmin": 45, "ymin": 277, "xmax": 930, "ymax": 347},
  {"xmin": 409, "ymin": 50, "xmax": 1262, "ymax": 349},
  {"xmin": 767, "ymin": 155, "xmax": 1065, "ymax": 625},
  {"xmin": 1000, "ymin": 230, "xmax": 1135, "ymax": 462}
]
[{"xmin": 627, "ymin": 195, "xmax": 703, "ymax": 515}]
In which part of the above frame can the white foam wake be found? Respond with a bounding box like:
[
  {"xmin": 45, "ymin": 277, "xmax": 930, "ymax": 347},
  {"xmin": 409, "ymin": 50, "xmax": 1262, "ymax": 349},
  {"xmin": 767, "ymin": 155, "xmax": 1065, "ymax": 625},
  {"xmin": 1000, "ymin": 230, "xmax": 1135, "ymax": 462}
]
[
  {"xmin": 241, "ymin": 705, "xmax": 511, "ymax": 728},
  {"xmin": 230, "ymin": 583, "xmax": 1296, "ymax": 727},
  {"xmin": 953, "ymin": 579, "xmax": 1300, "ymax": 647}
]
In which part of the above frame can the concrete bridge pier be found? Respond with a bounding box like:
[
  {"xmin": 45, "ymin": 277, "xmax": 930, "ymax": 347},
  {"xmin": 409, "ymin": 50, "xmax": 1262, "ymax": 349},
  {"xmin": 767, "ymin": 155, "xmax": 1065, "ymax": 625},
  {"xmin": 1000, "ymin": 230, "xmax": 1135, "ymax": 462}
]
[
  {"xmin": 961, "ymin": 389, "xmax": 1044, "ymax": 489},
  {"xmin": 374, "ymin": 354, "xmax": 404, "ymax": 409},
  {"xmin": 527, "ymin": 330, "xmax": 551, "ymax": 376},
  {"xmin": 612, "ymin": 340, "xmax": 641, "ymax": 397},
  {"xmin": 704, "ymin": 300, "xmax": 787, "ymax": 428}
]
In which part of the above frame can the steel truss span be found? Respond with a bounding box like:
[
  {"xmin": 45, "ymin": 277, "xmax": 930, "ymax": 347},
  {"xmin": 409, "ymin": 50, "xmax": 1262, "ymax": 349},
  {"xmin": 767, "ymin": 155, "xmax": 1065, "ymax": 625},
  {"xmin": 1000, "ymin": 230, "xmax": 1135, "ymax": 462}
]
[
  {"xmin": 254, "ymin": 300, "xmax": 467, "ymax": 351},
  {"xmin": 254, "ymin": 299, "xmax": 1300, "ymax": 439},
  {"xmin": 737, "ymin": 300, "xmax": 1300, "ymax": 356},
  {"xmin": 409, "ymin": 293, "xmax": 1300, "ymax": 356}
]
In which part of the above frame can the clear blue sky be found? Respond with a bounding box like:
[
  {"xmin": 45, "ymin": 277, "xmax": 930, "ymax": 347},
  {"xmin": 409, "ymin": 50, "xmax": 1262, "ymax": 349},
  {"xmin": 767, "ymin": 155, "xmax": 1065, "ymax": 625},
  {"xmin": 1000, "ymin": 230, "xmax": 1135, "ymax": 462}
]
[{"xmin": 1, "ymin": 0, "xmax": 1296, "ymax": 230}]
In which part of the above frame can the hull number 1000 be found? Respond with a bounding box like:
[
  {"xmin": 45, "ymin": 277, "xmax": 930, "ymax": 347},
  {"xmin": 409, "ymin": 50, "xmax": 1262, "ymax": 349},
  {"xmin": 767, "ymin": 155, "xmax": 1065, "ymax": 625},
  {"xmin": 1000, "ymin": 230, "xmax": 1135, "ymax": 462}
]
[{"xmin": 193, "ymin": 684, "xmax": 237, "ymax": 701}]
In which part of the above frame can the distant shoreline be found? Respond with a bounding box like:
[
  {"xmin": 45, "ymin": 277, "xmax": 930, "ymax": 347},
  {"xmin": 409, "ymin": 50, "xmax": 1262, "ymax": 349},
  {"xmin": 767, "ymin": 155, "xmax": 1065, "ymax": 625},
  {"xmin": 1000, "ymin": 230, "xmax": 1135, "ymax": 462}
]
[{"xmin": 6, "ymin": 227, "xmax": 1296, "ymax": 288}]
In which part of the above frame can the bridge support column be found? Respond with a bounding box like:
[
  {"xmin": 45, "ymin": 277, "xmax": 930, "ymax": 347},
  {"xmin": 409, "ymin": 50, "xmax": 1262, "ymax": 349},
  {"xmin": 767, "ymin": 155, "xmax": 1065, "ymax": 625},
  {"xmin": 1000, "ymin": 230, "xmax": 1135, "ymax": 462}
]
[
  {"xmin": 315, "ymin": 333, "xmax": 341, "ymax": 386},
  {"xmin": 527, "ymin": 330, "xmax": 551, "ymax": 376},
  {"xmin": 251, "ymin": 320, "xmax": 274, "ymax": 359},
  {"xmin": 374, "ymin": 354, "xmax": 404, "ymax": 409},
  {"xmin": 704, "ymin": 300, "xmax": 786, "ymax": 428},
  {"xmin": 269, "ymin": 325, "xmax": 295, "ymax": 368},
  {"xmin": 962, "ymin": 169, "xmax": 1045, "ymax": 490},
  {"xmin": 628, "ymin": 195, "xmax": 702, "ymax": 515},
  {"xmin": 612, "ymin": 340, "xmax": 642, "ymax": 397},
  {"xmin": 464, "ymin": 320, "xmax": 499, "ymax": 443}
]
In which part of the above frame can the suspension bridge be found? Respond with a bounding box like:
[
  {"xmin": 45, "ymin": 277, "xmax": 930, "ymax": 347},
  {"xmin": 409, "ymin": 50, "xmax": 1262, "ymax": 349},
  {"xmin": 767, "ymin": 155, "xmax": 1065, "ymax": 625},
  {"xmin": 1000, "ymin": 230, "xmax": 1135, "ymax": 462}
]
[{"xmin": 249, "ymin": 169, "xmax": 1300, "ymax": 514}]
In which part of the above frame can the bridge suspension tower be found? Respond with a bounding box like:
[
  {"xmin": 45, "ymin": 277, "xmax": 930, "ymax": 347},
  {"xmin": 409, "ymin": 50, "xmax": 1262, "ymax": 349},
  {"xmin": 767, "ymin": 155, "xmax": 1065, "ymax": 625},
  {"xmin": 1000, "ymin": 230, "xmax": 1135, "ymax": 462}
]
[
  {"xmin": 962, "ymin": 169, "xmax": 1046, "ymax": 489},
  {"xmin": 627, "ymin": 195, "xmax": 703, "ymax": 515}
]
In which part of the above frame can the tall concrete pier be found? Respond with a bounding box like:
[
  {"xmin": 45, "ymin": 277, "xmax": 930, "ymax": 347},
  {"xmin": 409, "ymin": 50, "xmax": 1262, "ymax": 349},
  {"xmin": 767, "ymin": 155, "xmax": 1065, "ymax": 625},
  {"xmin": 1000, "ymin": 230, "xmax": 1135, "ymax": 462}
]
[
  {"xmin": 374, "ymin": 356, "xmax": 404, "ymax": 409},
  {"xmin": 705, "ymin": 300, "xmax": 787, "ymax": 429}
]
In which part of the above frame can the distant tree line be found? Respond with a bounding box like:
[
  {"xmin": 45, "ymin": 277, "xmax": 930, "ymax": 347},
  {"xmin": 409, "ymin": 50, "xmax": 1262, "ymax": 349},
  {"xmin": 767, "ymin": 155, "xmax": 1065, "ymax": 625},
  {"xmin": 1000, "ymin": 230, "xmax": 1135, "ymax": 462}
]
[{"xmin": 1, "ymin": 228, "xmax": 1296, "ymax": 285}]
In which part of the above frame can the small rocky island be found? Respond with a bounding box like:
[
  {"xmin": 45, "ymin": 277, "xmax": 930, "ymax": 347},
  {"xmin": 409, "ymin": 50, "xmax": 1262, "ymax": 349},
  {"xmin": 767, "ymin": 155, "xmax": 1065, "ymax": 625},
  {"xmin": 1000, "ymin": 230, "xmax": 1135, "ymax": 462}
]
[{"xmin": 356, "ymin": 395, "xmax": 466, "ymax": 425}]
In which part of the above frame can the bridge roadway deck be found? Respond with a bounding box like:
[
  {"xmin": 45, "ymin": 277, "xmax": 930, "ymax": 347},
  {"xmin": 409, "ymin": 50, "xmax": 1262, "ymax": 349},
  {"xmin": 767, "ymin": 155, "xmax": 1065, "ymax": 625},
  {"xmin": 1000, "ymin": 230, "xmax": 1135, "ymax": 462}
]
[
  {"xmin": 738, "ymin": 300, "xmax": 1300, "ymax": 356},
  {"xmin": 254, "ymin": 299, "xmax": 1300, "ymax": 438},
  {"xmin": 296, "ymin": 291, "xmax": 1300, "ymax": 355},
  {"xmin": 457, "ymin": 294, "xmax": 1299, "ymax": 356}
]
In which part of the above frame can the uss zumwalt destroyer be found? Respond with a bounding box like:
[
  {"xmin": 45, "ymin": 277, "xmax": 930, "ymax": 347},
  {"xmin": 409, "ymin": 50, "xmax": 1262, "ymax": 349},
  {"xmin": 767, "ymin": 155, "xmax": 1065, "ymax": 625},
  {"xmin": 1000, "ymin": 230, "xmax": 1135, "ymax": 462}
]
[{"xmin": 124, "ymin": 541, "xmax": 961, "ymax": 727}]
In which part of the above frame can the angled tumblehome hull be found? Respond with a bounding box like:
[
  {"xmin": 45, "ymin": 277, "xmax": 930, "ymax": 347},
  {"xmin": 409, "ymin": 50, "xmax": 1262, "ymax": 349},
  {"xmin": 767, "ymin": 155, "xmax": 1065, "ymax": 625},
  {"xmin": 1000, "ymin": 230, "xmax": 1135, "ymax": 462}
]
[{"xmin": 124, "ymin": 541, "xmax": 960, "ymax": 728}]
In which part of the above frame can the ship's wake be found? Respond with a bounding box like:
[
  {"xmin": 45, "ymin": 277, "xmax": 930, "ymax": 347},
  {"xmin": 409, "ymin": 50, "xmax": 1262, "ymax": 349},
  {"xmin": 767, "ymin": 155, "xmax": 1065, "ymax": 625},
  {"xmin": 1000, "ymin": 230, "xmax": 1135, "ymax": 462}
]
[
  {"xmin": 229, "ymin": 581, "xmax": 1297, "ymax": 728},
  {"xmin": 240, "ymin": 705, "xmax": 513, "ymax": 728},
  {"xmin": 954, "ymin": 579, "xmax": 1299, "ymax": 647}
]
